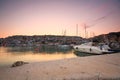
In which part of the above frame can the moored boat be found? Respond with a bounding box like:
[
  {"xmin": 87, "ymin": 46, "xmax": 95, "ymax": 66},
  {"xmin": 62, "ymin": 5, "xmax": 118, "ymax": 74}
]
[{"xmin": 73, "ymin": 42, "xmax": 112, "ymax": 54}]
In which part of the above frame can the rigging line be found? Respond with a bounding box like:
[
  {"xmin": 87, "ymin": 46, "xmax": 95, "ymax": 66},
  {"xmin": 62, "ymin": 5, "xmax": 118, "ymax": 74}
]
[{"xmin": 88, "ymin": 10, "xmax": 116, "ymax": 27}]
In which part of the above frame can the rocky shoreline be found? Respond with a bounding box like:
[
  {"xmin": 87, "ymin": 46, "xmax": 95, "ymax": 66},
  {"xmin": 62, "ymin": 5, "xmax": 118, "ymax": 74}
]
[{"xmin": 0, "ymin": 32, "xmax": 120, "ymax": 50}]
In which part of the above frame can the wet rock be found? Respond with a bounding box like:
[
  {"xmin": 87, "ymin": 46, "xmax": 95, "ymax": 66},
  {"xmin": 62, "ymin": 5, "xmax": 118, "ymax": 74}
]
[{"xmin": 11, "ymin": 61, "xmax": 29, "ymax": 67}]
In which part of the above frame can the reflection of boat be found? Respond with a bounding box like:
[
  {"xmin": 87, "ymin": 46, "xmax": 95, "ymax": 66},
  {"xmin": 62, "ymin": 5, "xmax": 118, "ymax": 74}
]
[
  {"xmin": 74, "ymin": 51, "xmax": 94, "ymax": 57},
  {"xmin": 73, "ymin": 42, "xmax": 111, "ymax": 54},
  {"xmin": 58, "ymin": 45, "xmax": 70, "ymax": 49}
]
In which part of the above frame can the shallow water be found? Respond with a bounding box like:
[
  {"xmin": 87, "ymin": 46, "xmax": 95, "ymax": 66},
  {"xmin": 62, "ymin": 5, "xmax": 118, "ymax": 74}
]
[
  {"xmin": 0, "ymin": 46, "xmax": 76, "ymax": 66},
  {"xmin": 0, "ymin": 45, "xmax": 94, "ymax": 66}
]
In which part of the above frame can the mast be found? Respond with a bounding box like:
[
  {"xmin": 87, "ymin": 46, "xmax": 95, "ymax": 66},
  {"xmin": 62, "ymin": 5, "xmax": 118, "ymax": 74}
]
[
  {"xmin": 84, "ymin": 24, "xmax": 87, "ymax": 38},
  {"xmin": 76, "ymin": 24, "xmax": 78, "ymax": 36},
  {"xmin": 63, "ymin": 29, "xmax": 66, "ymax": 36}
]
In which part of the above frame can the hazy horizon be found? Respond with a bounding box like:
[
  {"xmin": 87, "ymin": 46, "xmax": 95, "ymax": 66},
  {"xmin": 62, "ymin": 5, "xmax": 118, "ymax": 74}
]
[
  {"xmin": 0, "ymin": 0, "xmax": 120, "ymax": 38},
  {"xmin": 1, "ymin": 31, "xmax": 120, "ymax": 39}
]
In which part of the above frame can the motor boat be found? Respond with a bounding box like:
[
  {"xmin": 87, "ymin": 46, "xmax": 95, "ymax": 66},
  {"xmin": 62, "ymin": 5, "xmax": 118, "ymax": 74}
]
[{"xmin": 73, "ymin": 42, "xmax": 112, "ymax": 54}]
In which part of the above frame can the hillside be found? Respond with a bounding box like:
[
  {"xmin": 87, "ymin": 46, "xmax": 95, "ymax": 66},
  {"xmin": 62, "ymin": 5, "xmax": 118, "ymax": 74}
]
[{"xmin": 91, "ymin": 32, "xmax": 120, "ymax": 49}]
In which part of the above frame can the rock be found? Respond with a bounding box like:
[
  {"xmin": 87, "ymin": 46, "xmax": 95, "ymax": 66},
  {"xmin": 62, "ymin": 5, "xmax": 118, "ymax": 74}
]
[
  {"xmin": 90, "ymin": 32, "xmax": 120, "ymax": 49},
  {"xmin": 11, "ymin": 61, "xmax": 29, "ymax": 67}
]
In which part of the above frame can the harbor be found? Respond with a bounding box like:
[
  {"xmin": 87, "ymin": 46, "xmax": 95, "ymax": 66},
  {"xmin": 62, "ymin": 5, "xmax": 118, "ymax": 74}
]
[
  {"xmin": 0, "ymin": 0, "xmax": 120, "ymax": 80},
  {"xmin": 0, "ymin": 32, "xmax": 120, "ymax": 67},
  {"xmin": 0, "ymin": 33, "xmax": 120, "ymax": 80}
]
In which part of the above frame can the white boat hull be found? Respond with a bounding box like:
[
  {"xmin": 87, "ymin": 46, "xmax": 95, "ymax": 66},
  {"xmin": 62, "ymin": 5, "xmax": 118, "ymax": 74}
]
[
  {"xmin": 74, "ymin": 46, "xmax": 102, "ymax": 54},
  {"xmin": 73, "ymin": 43, "xmax": 111, "ymax": 54}
]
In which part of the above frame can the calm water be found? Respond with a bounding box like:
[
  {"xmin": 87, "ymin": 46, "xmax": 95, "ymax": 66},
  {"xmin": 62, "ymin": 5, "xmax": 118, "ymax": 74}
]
[
  {"xmin": 0, "ymin": 45, "xmax": 77, "ymax": 66},
  {"xmin": 0, "ymin": 45, "xmax": 94, "ymax": 66}
]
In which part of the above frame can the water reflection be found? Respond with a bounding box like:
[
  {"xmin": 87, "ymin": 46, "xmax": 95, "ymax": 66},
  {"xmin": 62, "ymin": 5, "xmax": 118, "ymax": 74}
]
[
  {"xmin": 6, "ymin": 45, "xmax": 72, "ymax": 54},
  {"xmin": 0, "ymin": 46, "xmax": 76, "ymax": 66},
  {"xmin": 0, "ymin": 45, "xmax": 96, "ymax": 66},
  {"xmin": 73, "ymin": 51, "xmax": 95, "ymax": 57}
]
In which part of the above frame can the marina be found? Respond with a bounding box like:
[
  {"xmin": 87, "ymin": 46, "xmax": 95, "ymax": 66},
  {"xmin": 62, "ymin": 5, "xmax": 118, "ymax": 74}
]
[{"xmin": 0, "ymin": 0, "xmax": 120, "ymax": 80}]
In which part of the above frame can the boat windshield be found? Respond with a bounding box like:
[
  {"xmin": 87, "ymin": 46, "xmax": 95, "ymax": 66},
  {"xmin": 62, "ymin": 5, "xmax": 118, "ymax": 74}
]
[
  {"xmin": 81, "ymin": 42, "xmax": 99, "ymax": 46},
  {"xmin": 81, "ymin": 42, "xmax": 93, "ymax": 46}
]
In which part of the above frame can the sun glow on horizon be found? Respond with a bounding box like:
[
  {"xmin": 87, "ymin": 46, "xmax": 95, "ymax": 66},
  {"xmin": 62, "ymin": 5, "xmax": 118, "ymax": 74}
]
[{"xmin": 0, "ymin": 0, "xmax": 120, "ymax": 38}]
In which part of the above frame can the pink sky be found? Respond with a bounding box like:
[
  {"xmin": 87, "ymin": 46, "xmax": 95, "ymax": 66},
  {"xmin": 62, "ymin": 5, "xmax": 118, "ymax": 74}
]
[{"xmin": 0, "ymin": 0, "xmax": 120, "ymax": 38}]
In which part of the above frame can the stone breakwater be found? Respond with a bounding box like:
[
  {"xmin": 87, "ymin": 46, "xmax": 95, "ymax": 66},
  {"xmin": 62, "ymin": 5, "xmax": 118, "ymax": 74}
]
[
  {"xmin": 0, "ymin": 35, "xmax": 83, "ymax": 47},
  {"xmin": 0, "ymin": 32, "xmax": 120, "ymax": 50}
]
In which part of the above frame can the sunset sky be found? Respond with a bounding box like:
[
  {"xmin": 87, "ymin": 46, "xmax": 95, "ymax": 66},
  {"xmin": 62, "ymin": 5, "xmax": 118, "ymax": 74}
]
[{"xmin": 0, "ymin": 0, "xmax": 120, "ymax": 38}]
